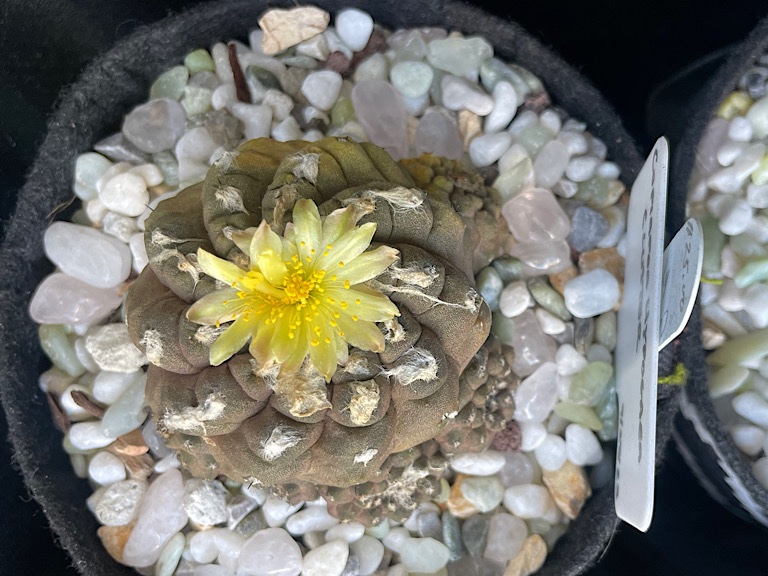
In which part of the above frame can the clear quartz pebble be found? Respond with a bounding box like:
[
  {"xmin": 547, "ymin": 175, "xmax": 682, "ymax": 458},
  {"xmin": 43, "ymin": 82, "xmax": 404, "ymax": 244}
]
[
  {"xmin": 100, "ymin": 370, "xmax": 148, "ymax": 437},
  {"xmin": 302, "ymin": 539, "xmax": 349, "ymax": 576},
  {"xmin": 519, "ymin": 421, "xmax": 547, "ymax": 451},
  {"xmin": 534, "ymin": 434, "xmax": 567, "ymax": 471},
  {"xmin": 183, "ymin": 479, "xmax": 229, "ymax": 526},
  {"xmin": 483, "ymin": 513, "xmax": 527, "ymax": 564},
  {"xmin": 502, "ymin": 188, "xmax": 570, "ymax": 243},
  {"xmin": 502, "ymin": 484, "xmax": 554, "ymax": 519},
  {"xmin": 122, "ymin": 98, "xmax": 186, "ymax": 153},
  {"xmin": 440, "ymin": 75, "xmax": 495, "ymax": 116},
  {"xmin": 514, "ymin": 362, "xmax": 559, "ymax": 423},
  {"xmin": 29, "ymin": 273, "xmax": 122, "ymax": 326},
  {"xmin": 237, "ymin": 527, "xmax": 302, "ymax": 576},
  {"xmin": 510, "ymin": 311, "xmax": 557, "ymax": 377},
  {"xmin": 122, "ymin": 469, "xmax": 188, "ymax": 567},
  {"xmin": 351, "ymin": 79, "xmax": 408, "ymax": 160}
]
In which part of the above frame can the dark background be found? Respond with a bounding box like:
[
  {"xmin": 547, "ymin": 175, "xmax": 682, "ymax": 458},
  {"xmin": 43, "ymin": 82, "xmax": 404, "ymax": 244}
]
[{"xmin": 3, "ymin": 1, "xmax": 768, "ymax": 574}]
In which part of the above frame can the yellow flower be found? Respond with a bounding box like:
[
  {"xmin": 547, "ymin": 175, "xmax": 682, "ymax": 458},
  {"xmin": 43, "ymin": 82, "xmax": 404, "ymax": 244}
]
[{"xmin": 187, "ymin": 199, "xmax": 400, "ymax": 380}]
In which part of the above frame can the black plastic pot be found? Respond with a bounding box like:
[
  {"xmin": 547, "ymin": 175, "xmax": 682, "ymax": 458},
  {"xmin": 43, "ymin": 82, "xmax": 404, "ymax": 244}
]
[
  {"xmin": 0, "ymin": 0, "xmax": 679, "ymax": 574},
  {"xmin": 669, "ymin": 14, "xmax": 768, "ymax": 527}
]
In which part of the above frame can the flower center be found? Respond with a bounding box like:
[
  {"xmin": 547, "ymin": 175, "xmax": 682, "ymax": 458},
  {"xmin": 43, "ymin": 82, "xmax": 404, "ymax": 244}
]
[{"xmin": 281, "ymin": 255, "xmax": 326, "ymax": 306}]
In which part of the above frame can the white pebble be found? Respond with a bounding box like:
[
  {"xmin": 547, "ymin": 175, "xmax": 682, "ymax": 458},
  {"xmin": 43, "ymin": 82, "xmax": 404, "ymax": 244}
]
[
  {"xmin": 272, "ymin": 116, "xmax": 304, "ymax": 141},
  {"xmin": 563, "ymin": 269, "xmax": 620, "ymax": 318},
  {"xmin": 88, "ymin": 451, "xmax": 127, "ymax": 485},
  {"xmin": 557, "ymin": 130, "xmax": 588, "ymax": 156},
  {"xmin": 556, "ymin": 344, "xmax": 588, "ymax": 376},
  {"xmin": 484, "ymin": 81, "xmax": 518, "ymax": 133},
  {"xmin": 189, "ymin": 531, "xmax": 219, "ymax": 564},
  {"xmin": 519, "ymin": 421, "xmax": 548, "ymax": 451},
  {"xmin": 514, "ymin": 362, "xmax": 559, "ymax": 423},
  {"xmin": 93, "ymin": 370, "xmax": 141, "ymax": 404},
  {"xmin": 353, "ymin": 53, "xmax": 389, "ymax": 83},
  {"xmin": 68, "ymin": 421, "xmax": 117, "ymax": 450},
  {"xmin": 499, "ymin": 452, "xmax": 537, "ymax": 487},
  {"xmin": 499, "ymin": 280, "xmax": 532, "ymax": 318},
  {"xmin": 534, "ymin": 434, "xmax": 567, "ymax": 471},
  {"xmin": 565, "ymin": 424, "xmax": 604, "ymax": 466},
  {"xmin": 129, "ymin": 163, "xmax": 164, "ymax": 187},
  {"xmin": 123, "ymin": 469, "xmax": 188, "ymax": 567},
  {"xmin": 94, "ymin": 478, "xmax": 146, "ymax": 526},
  {"xmin": 175, "ymin": 127, "xmax": 218, "ymax": 163},
  {"xmin": 565, "ymin": 155, "xmax": 600, "ymax": 182},
  {"xmin": 183, "ymin": 479, "xmax": 229, "ymax": 526},
  {"xmin": 129, "ymin": 233, "xmax": 149, "ymax": 274},
  {"xmin": 483, "ymin": 513, "xmax": 527, "ymax": 564},
  {"xmin": 301, "ymin": 70, "xmax": 343, "ymax": 111},
  {"xmin": 325, "ymin": 522, "xmax": 365, "ymax": 543},
  {"xmin": 399, "ymin": 538, "xmax": 450, "ymax": 574},
  {"xmin": 449, "ymin": 450, "xmax": 506, "ymax": 476},
  {"xmin": 441, "ymin": 75, "xmax": 494, "ymax": 116},
  {"xmin": 539, "ymin": 109, "xmax": 562, "ymax": 135},
  {"xmin": 753, "ymin": 457, "xmax": 768, "ymax": 489},
  {"xmin": 536, "ymin": 308, "xmax": 566, "ymax": 335},
  {"xmin": 99, "ymin": 172, "xmax": 150, "ymax": 217},
  {"xmin": 350, "ymin": 536, "xmax": 385, "ymax": 576},
  {"xmin": 718, "ymin": 197, "xmax": 753, "ymax": 236},
  {"xmin": 335, "ymin": 8, "xmax": 374, "ymax": 51},
  {"xmin": 717, "ymin": 141, "xmax": 747, "ymax": 167},
  {"xmin": 729, "ymin": 116, "xmax": 753, "ymax": 142},
  {"xmin": 503, "ymin": 484, "xmax": 555, "ymax": 519},
  {"xmin": 285, "ymin": 505, "xmax": 339, "ymax": 535},
  {"xmin": 382, "ymin": 527, "xmax": 410, "ymax": 553},
  {"xmin": 533, "ymin": 140, "xmax": 569, "ymax": 189},
  {"xmin": 730, "ymin": 424, "xmax": 766, "ymax": 456},
  {"xmin": 302, "ymin": 539, "xmax": 349, "ymax": 576},
  {"xmin": 733, "ymin": 392, "xmax": 768, "ymax": 428},
  {"xmin": 85, "ymin": 323, "xmax": 146, "ymax": 373},
  {"xmin": 231, "ymin": 103, "xmax": 273, "ymax": 140},
  {"xmin": 262, "ymin": 89, "xmax": 294, "ymax": 120},
  {"xmin": 262, "ymin": 495, "xmax": 304, "ymax": 527},
  {"xmin": 238, "ymin": 527, "xmax": 302, "ymax": 576},
  {"xmin": 212, "ymin": 83, "xmax": 237, "ymax": 110},
  {"xmin": 59, "ymin": 384, "xmax": 92, "ymax": 421},
  {"xmin": 469, "ymin": 132, "xmax": 512, "ymax": 167}
]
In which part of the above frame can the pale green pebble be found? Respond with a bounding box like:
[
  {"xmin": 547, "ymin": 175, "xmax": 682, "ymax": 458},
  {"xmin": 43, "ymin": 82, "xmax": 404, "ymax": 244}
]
[
  {"xmin": 278, "ymin": 54, "xmax": 319, "ymax": 69},
  {"xmin": 730, "ymin": 232, "xmax": 768, "ymax": 260},
  {"xmin": 700, "ymin": 214, "xmax": 725, "ymax": 278},
  {"xmin": 709, "ymin": 364, "xmax": 751, "ymax": 398},
  {"xmin": 426, "ymin": 37, "xmax": 493, "ymax": 78},
  {"xmin": 492, "ymin": 157, "xmax": 533, "ymax": 200},
  {"xmin": 184, "ymin": 48, "xmax": 215, "ymax": 74},
  {"xmin": 152, "ymin": 151, "xmax": 179, "ymax": 186},
  {"xmin": 574, "ymin": 176, "xmax": 624, "ymax": 209},
  {"xmin": 509, "ymin": 64, "xmax": 544, "ymax": 94},
  {"xmin": 150, "ymin": 66, "xmax": 189, "ymax": 100},
  {"xmin": 595, "ymin": 378, "xmax": 618, "ymax": 441},
  {"xmin": 518, "ymin": 124, "xmax": 553, "ymax": 157},
  {"xmin": 365, "ymin": 518, "xmax": 391, "ymax": 539},
  {"xmin": 181, "ymin": 85, "xmax": 213, "ymax": 117},
  {"xmin": 553, "ymin": 402, "xmax": 602, "ymax": 431},
  {"xmin": 39, "ymin": 324, "xmax": 86, "ymax": 377},
  {"xmin": 245, "ymin": 65, "xmax": 282, "ymax": 91},
  {"xmin": 70, "ymin": 453, "xmax": 89, "ymax": 478},
  {"xmin": 479, "ymin": 58, "xmax": 529, "ymax": 101},
  {"xmin": 526, "ymin": 518, "xmax": 551, "ymax": 535},
  {"xmin": 330, "ymin": 96, "xmax": 356, "ymax": 127},
  {"xmin": 752, "ymin": 155, "xmax": 768, "ymax": 185},
  {"xmin": 476, "ymin": 267, "xmax": 503, "ymax": 311},
  {"xmin": 492, "ymin": 256, "xmax": 524, "ymax": 282},
  {"xmin": 491, "ymin": 311, "xmax": 515, "ymax": 346},
  {"xmin": 74, "ymin": 152, "xmax": 112, "ymax": 200},
  {"xmin": 441, "ymin": 511, "xmax": 463, "ymax": 561},
  {"xmin": 569, "ymin": 362, "xmax": 613, "ymax": 406},
  {"xmin": 459, "ymin": 476, "xmax": 504, "ymax": 513},
  {"xmin": 595, "ymin": 312, "xmax": 617, "ymax": 351},
  {"xmin": 390, "ymin": 61, "xmax": 434, "ymax": 99},
  {"xmin": 100, "ymin": 372, "xmax": 148, "ymax": 437},
  {"xmin": 429, "ymin": 69, "xmax": 446, "ymax": 106},
  {"xmin": 735, "ymin": 258, "xmax": 768, "ymax": 288},
  {"xmin": 155, "ymin": 532, "xmax": 185, "ymax": 576},
  {"xmin": 528, "ymin": 277, "xmax": 571, "ymax": 321},
  {"xmin": 433, "ymin": 478, "xmax": 451, "ymax": 504}
]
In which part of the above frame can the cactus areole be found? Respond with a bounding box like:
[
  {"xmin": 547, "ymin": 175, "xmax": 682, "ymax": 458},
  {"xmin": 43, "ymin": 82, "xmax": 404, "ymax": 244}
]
[{"xmin": 126, "ymin": 137, "xmax": 512, "ymax": 523}]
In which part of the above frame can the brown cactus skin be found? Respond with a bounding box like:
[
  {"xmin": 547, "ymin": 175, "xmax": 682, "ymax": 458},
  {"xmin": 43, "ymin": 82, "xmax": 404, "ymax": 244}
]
[{"xmin": 126, "ymin": 137, "xmax": 512, "ymax": 523}]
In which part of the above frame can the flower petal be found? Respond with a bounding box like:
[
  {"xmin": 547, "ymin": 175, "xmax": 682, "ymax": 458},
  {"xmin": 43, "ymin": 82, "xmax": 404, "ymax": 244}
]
[
  {"xmin": 333, "ymin": 246, "xmax": 398, "ymax": 285},
  {"xmin": 277, "ymin": 319, "xmax": 310, "ymax": 375},
  {"xmin": 251, "ymin": 221, "xmax": 287, "ymax": 285},
  {"xmin": 335, "ymin": 313, "xmax": 386, "ymax": 353},
  {"xmin": 186, "ymin": 288, "xmax": 243, "ymax": 325},
  {"xmin": 292, "ymin": 199, "xmax": 322, "ymax": 263},
  {"xmin": 307, "ymin": 312, "xmax": 339, "ymax": 381},
  {"xmin": 325, "ymin": 286, "xmax": 399, "ymax": 322},
  {"xmin": 249, "ymin": 322, "xmax": 277, "ymax": 367},
  {"xmin": 316, "ymin": 222, "xmax": 377, "ymax": 271},
  {"xmin": 197, "ymin": 248, "xmax": 246, "ymax": 285},
  {"xmin": 209, "ymin": 316, "xmax": 255, "ymax": 366},
  {"xmin": 230, "ymin": 227, "xmax": 257, "ymax": 257},
  {"xmin": 321, "ymin": 205, "xmax": 360, "ymax": 246}
]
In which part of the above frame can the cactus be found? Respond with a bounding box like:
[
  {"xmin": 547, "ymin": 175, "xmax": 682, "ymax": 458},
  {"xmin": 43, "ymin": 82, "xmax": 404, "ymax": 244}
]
[{"xmin": 126, "ymin": 137, "xmax": 511, "ymax": 522}]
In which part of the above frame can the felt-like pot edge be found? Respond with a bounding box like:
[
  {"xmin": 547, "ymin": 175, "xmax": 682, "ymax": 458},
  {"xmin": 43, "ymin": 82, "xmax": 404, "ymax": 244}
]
[
  {"xmin": 0, "ymin": 0, "xmax": 654, "ymax": 573},
  {"xmin": 669, "ymin": 13, "xmax": 768, "ymax": 525}
]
